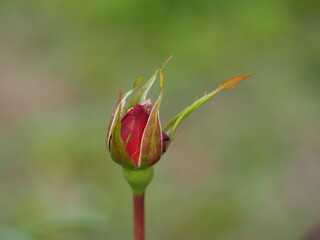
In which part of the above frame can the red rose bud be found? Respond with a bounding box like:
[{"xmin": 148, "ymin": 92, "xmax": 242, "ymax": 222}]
[
  {"xmin": 120, "ymin": 101, "xmax": 170, "ymax": 166},
  {"xmin": 107, "ymin": 57, "xmax": 253, "ymax": 169},
  {"xmin": 107, "ymin": 65, "xmax": 170, "ymax": 169}
]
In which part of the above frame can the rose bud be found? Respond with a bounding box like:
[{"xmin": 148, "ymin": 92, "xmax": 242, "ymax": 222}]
[
  {"xmin": 107, "ymin": 57, "xmax": 253, "ymax": 169},
  {"xmin": 107, "ymin": 68, "xmax": 169, "ymax": 169},
  {"xmin": 119, "ymin": 100, "xmax": 170, "ymax": 166}
]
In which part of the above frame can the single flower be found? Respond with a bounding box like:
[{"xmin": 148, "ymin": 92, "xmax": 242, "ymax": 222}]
[
  {"xmin": 119, "ymin": 100, "xmax": 170, "ymax": 165},
  {"xmin": 107, "ymin": 57, "xmax": 253, "ymax": 169}
]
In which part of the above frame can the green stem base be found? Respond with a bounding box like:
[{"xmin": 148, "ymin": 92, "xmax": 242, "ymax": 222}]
[
  {"xmin": 123, "ymin": 167, "xmax": 154, "ymax": 240},
  {"xmin": 122, "ymin": 167, "xmax": 154, "ymax": 194}
]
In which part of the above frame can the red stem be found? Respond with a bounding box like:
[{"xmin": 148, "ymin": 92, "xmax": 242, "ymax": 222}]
[{"xmin": 133, "ymin": 193, "xmax": 145, "ymax": 240}]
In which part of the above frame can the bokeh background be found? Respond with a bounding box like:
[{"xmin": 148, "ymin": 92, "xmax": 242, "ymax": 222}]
[{"xmin": 1, "ymin": 0, "xmax": 320, "ymax": 239}]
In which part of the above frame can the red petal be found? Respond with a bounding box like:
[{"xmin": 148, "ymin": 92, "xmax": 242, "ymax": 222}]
[
  {"xmin": 121, "ymin": 104, "xmax": 149, "ymax": 165},
  {"xmin": 162, "ymin": 131, "xmax": 170, "ymax": 153}
]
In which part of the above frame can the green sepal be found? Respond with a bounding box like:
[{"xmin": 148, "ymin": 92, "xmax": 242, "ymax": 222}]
[
  {"xmin": 107, "ymin": 76, "xmax": 143, "ymax": 149},
  {"xmin": 128, "ymin": 70, "xmax": 159, "ymax": 109},
  {"xmin": 138, "ymin": 70, "xmax": 164, "ymax": 168},
  {"xmin": 107, "ymin": 76, "xmax": 143, "ymax": 168},
  {"xmin": 163, "ymin": 73, "xmax": 253, "ymax": 143},
  {"xmin": 163, "ymin": 87, "xmax": 221, "ymax": 142},
  {"xmin": 127, "ymin": 56, "xmax": 172, "ymax": 109},
  {"xmin": 110, "ymin": 103, "xmax": 136, "ymax": 168},
  {"xmin": 122, "ymin": 167, "xmax": 154, "ymax": 194}
]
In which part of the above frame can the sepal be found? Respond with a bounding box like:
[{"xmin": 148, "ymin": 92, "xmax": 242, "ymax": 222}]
[
  {"xmin": 128, "ymin": 70, "xmax": 159, "ymax": 109},
  {"xmin": 128, "ymin": 55, "xmax": 172, "ymax": 109},
  {"xmin": 107, "ymin": 75, "xmax": 143, "ymax": 150},
  {"xmin": 109, "ymin": 103, "xmax": 136, "ymax": 168},
  {"xmin": 163, "ymin": 74, "xmax": 254, "ymax": 146},
  {"xmin": 138, "ymin": 70, "xmax": 165, "ymax": 168}
]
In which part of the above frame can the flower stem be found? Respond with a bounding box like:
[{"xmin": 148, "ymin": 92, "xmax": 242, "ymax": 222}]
[
  {"xmin": 122, "ymin": 167, "xmax": 153, "ymax": 240},
  {"xmin": 134, "ymin": 193, "xmax": 145, "ymax": 240}
]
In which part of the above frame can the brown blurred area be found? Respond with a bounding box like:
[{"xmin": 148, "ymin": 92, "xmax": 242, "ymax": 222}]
[{"xmin": 303, "ymin": 222, "xmax": 320, "ymax": 240}]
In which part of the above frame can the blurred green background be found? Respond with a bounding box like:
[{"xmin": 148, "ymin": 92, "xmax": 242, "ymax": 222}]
[{"xmin": 1, "ymin": 0, "xmax": 320, "ymax": 239}]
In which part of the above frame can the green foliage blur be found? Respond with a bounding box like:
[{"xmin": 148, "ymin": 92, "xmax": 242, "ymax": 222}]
[{"xmin": 1, "ymin": 0, "xmax": 320, "ymax": 239}]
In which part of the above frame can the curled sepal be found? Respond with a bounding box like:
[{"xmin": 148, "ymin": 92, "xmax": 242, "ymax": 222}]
[
  {"xmin": 128, "ymin": 56, "xmax": 173, "ymax": 109},
  {"xmin": 163, "ymin": 73, "xmax": 254, "ymax": 145},
  {"xmin": 128, "ymin": 70, "xmax": 159, "ymax": 109},
  {"xmin": 218, "ymin": 74, "xmax": 254, "ymax": 90},
  {"xmin": 109, "ymin": 103, "xmax": 136, "ymax": 168},
  {"xmin": 138, "ymin": 70, "xmax": 165, "ymax": 168},
  {"xmin": 107, "ymin": 76, "xmax": 143, "ymax": 150}
]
